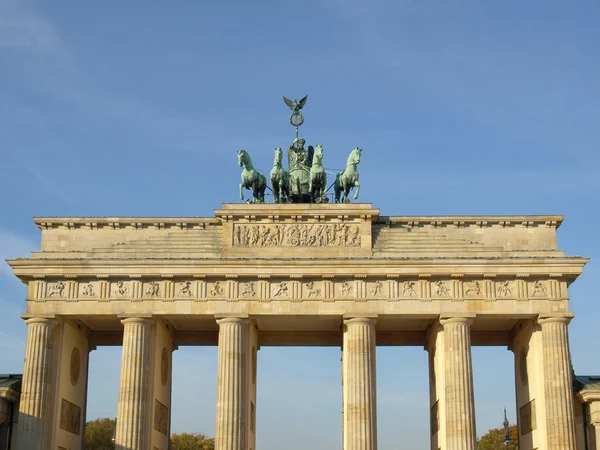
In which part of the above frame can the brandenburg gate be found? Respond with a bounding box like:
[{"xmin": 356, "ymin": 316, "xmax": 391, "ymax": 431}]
[
  {"xmin": 7, "ymin": 203, "xmax": 588, "ymax": 450},
  {"xmin": 6, "ymin": 97, "xmax": 592, "ymax": 449}
]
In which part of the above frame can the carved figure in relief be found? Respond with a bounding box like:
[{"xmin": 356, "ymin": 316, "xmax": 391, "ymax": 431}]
[
  {"xmin": 272, "ymin": 282, "xmax": 289, "ymax": 298},
  {"xmin": 251, "ymin": 226, "xmax": 260, "ymax": 246},
  {"xmin": 334, "ymin": 224, "xmax": 346, "ymax": 246},
  {"xmin": 304, "ymin": 282, "xmax": 321, "ymax": 298},
  {"xmin": 114, "ymin": 281, "xmax": 129, "ymax": 297},
  {"xmin": 341, "ymin": 281, "xmax": 354, "ymax": 297},
  {"xmin": 402, "ymin": 281, "xmax": 417, "ymax": 297},
  {"xmin": 370, "ymin": 281, "xmax": 384, "ymax": 297},
  {"xmin": 348, "ymin": 226, "xmax": 361, "ymax": 246},
  {"xmin": 270, "ymin": 148, "xmax": 289, "ymax": 203},
  {"xmin": 260, "ymin": 226, "xmax": 271, "ymax": 246},
  {"xmin": 238, "ymin": 149, "xmax": 267, "ymax": 203},
  {"xmin": 241, "ymin": 282, "xmax": 256, "ymax": 297},
  {"xmin": 464, "ymin": 281, "xmax": 482, "ymax": 296},
  {"xmin": 271, "ymin": 225, "xmax": 283, "ymax": 246},
  {"xmin": 82, "ymin": 283, "xmax": 95, "ymax": 297},
  {"xmin": 309, "ymin": 145, "xmax": 327, "ymax": 203},
  {"xmin": 178, "ymin": 281, "xmax": 193, "ymax": 297},
  {"xmin": 497, "ymin": 281, "xmax": 512, "ymax": 297},
  {"xmin": 48, "ymin": 281, "xmax": 65, "ymax": 298},
  {"xmin": 334, "ymin": 147, "xmax": 361, "ymax": 203},
  {"xmin": 434, "ymin": 281, "xmax": 450, "ymax": 297},
  {"xmin": 146, "ymin": 282, "xmax": 161, "ymax": 298},
  {"xmin": 211, "ymin": 281, "xmax": 225, "ymax": 297},
  {"xmin": 531, "ymin": 281, "xmax": 548, "ymax": 297},
  {"xmin": 233, "ymin": 227, "xmax": 242, "ymax": 246}
]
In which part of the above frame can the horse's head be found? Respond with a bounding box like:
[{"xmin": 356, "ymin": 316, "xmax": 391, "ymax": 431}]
[
  {"xmin": 313, "ymin": 144, "xmax": 324, "ymax": 164},
  {"xmin": 238, "ymin": 149, "xmax": 250, "ymax": 168},
  {"xmin": 346, "ymin": 147, "xmax": 362, "ymax": 167},
  {"xmin": 274, "ymin": 147, "xmax": 282, "ymax": 165}
]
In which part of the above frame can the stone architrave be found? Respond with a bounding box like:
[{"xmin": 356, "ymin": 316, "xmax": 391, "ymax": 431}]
[
  {"xmin": 215, "ymin": 318, "xmax": 250, "ymax": 450},
  {"xmin": 343, "ymin": 317, "xmax": 377, "ymax": 450},
  {"xmin": 440, "ymin": 317, "xmax": 477, "ymax": 450},
  {"xmin": 14, "ymin": 318, "xmax": 55, "ymax": 450},
  {"xmin": 115, "ymin": 318, "xmax": 153, "ymax": 450},
  {"xmin": 539, "ymin": 315, "xmax": 577, "ymax": 449}
]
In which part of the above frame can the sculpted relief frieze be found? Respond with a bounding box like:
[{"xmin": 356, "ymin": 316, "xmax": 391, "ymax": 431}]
[
  {"xmin": 232, "ymin": 223, "xmax": 362, "ymax": 247},
  {"xmin": 31, "ymin": 277, "xmax": 562, "ymax": 302}
]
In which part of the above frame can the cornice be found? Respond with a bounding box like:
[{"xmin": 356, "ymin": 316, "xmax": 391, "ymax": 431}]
[
  {"xmin": 577, "ymin": 390, "xmax": 600, "ymax": 403},
  {"xmin": 33, "ymin": 217, "xmax": 221, "ymax": 230},
  {"xmin": 7, "ymin": 256, "xmax": 588, "ymax": 281},
  {"xmin": 377, "ymin": 215, "xmax": 564, "ymax": 229},
  {"xmin": 33, "ymin": 214, "xmax": 564, "ymax": 230}
]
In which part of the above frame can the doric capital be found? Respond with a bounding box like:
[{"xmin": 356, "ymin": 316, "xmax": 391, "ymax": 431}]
[
  {"xmin": 216, "ymin": 317, "xmax": 250, "ymax": 326},
  {"xmin": 439, "ymin": 316, "xmax": 474, "ymax": 327},
  {"xmin": 538, "ymin": 313, "xmax": 575, "ymax": 326},
  {"xmin": 343, "ymin": 317, "xmax": 377, "ymax": 326},
  {"xmin": 24, "ymin": 317, "xmax": 56, "ymax": 327},
  {"xmin": 120, "ymin": 317, "xmax": 154, "ymax": 326}
]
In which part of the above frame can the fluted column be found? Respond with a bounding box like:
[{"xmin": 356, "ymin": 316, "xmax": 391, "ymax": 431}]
[
  {"xmin": 343, "ymin": 317, "xmax": 377, "ymax": 450},
  {"xmin": 14, "ymin": 318, "xmax": 54, "ymax": 450},
  {"xmin": 115, "ymin": 317, "xmax": 153, "ymax": 450},
  {"xmin": 539, "ymin": 315, "xmax": 577, "ymax": 449},
  {"xmin": 440, "ymin": 317, "xmax": 476, "ymax": 450},
  {"xmin": 216, "ymin": 318, "xmax": 249, "ymax": 450}
]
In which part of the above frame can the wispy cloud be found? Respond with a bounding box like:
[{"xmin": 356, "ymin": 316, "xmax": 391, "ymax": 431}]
[
  {"xmin": 6, "ymin": 150, "xmax": 70, "ymax": 201},
  {"xmin": 0, "ymin": 0, "xmax": 64, "ymax": 54},
  {"xmin": 0, "ymin": 229, "xmax": 37, "ymax": 276}
]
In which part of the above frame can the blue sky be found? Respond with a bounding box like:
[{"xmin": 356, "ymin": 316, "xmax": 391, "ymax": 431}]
[{"xmin": 1, "ymin": 0, "xmax": 599, "ymax": 448}]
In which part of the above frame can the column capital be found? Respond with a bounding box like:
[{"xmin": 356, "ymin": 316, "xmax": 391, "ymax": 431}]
[
  {"xmin": 343, "ymin": 316, "xmax": 377, "ymax": 326},
  {"xmin": 439, "ymin": 316, "xmax": 474, "ymax": 326},
  {"xmin": 23, "ymin": 317, "xmax": 56, "ymax": 326},
  {"xmin": 538, "ymin": 313, "xmax": 575, "ymax": 326},
  {"xmin": 120, "ymin": 317, "xmax": 154, "ymax": 326},
  {"xmin": 216, "ymin": 317, "xmax": 250, "ymax": 326}
]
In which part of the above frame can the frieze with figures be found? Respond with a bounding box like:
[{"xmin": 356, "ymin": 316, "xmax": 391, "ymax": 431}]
[
  {"xmin": 30, "ymin": 278, "xmax": 564, "ymax": 302},
  {"xmin": 232, "ymin": 223, "xmax": 362, "ymax": 247}
]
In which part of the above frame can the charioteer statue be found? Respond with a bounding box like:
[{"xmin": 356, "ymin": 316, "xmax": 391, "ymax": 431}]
[{"xmin": 237, "ymin": 95, "xmax": 362, "ymax": 204}]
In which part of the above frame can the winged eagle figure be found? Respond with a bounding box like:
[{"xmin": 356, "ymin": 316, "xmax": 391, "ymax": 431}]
[{"xmin": 283, "ymin": 95, "xmax": 308, "ymax": 114}]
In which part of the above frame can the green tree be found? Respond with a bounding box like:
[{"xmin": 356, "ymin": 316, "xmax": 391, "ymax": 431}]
[
  {"xmin": 84, "ymin": 418, "xmax": 116, "ymax": 450},
  {"xmin": 170, "ymin": 432, "xmax": 215, "ymax": 450},
  {"xmin": 477, "ymin": 424, "xmax": 519, "ymax": 450}
]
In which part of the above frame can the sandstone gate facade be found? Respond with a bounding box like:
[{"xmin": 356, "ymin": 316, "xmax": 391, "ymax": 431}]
[{"xmin": 7, "ymin": 203, "xmax": 588, "ymax": 450}]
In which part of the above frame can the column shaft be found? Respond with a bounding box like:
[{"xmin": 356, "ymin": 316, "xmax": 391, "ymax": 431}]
[
  {"xmin": 115, "ymin": 318, "xmax": 153, "ymax": 450},
  {"xmin": 216, "ymin": 318, "xmax": 249, "ymax": 450},
  {"xmin": 14, "ymin": 318, "xmax": 54, "ymax": 450},
  {"xmin": 343, "ymin": 317, "xmax": 377, "ymax": 450},
  {"xmin": 441, "ymin": 317, "xmax": 476, "ymax": 450},
  {"xmin": 539, "ymin": 316, "xmax": 576, "ymax": 449}
]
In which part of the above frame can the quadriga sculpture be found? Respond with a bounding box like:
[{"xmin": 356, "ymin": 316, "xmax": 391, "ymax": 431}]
[
  {"xmin": 238, "ymin": 149, "xmax": 267, "ymax": 203},
  {"xmin": 309, "ymin": 144, "xmax": 326, "ymax": 203},
  {"xmin": 270, "ymin": 147, "xmax": 289, "ymax": 203},
  {"xmin": 334, "ymin": 147, "xmax": 361, "ymax": 203}
]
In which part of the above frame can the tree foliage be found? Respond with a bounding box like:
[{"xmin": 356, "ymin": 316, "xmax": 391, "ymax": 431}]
[
  {"xmin": 477, "ymin": 424, "xmax": 519, "ymax": 450},
  {"xmin": 84, "ymin": 418, "xmax": 116, "ymax": 450},
  {"xmin": 83, "ymin": 418, "xmax": 214, "ymax": 450},
  {"xmin": 170, "ymin": 433, "xmax": 215, "ymax": 450}
]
